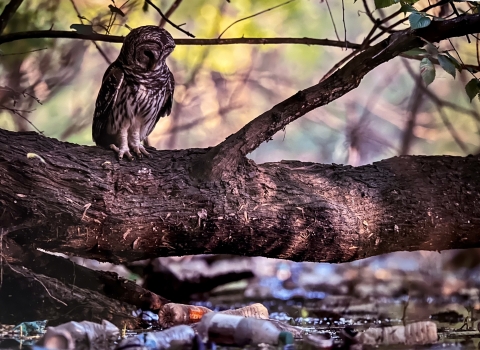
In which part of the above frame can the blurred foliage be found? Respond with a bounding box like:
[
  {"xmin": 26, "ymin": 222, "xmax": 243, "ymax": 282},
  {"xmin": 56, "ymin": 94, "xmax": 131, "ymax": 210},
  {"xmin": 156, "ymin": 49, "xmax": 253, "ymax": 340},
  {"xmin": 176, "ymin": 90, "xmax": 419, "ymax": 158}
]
[{"xmin": 0, "ymin": 0, "xmax": 479, "ymax": 165}]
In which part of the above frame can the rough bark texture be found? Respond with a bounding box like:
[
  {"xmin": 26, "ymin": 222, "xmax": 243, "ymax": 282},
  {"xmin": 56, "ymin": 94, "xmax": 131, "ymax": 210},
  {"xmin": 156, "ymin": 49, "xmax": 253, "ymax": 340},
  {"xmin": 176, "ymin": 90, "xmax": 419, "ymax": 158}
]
[{"xmin": 1, "ymin": 129, "xmax": 480, "ymax": 264}]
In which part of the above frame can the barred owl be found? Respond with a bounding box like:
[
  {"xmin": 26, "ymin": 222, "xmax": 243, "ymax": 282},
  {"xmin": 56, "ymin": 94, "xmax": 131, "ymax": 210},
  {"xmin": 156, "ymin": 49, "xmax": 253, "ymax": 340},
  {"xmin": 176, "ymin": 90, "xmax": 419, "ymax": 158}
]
[{"xmin": 92, "ymin": 26, "xmax": 175, "ymax": 160}]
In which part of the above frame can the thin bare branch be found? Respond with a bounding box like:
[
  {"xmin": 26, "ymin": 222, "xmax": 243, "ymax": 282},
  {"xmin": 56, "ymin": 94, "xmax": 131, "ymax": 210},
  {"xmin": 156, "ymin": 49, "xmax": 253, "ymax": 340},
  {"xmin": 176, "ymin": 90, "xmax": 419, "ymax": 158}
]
[
  {"xmin": 159, "ymin": 0, "xmax": 183, "ymax": 28},
  {"xmin": 3, "ymin": 259, "xmax": 68, "ymax": 306},
  {"xmin": 0, "ymin": 0, "xmax": 23, "ymax": 35},
  {"xmin": 69, "ymin": 0, "xmax": 112, "ymax": 65},
  {"xmin": 0, "ymin": 47, "xmax": 47, "ymax": 56},
  {"xmin": 0, "ymin": 104, "xmax": 43, "ymax": 133},
  {"xmin": 144, "ymin": 0, "xmax": 194, "ymax": 38},
  {"xmin": 0, "ymin": 31, "xmax": 362, "ymax": 49},
  {"xmin": 341, "ymin": 0, "xmax": 347, "ymax": 48},
  {"xmin": 324, "ymin": 0, "xmax": 340, "ymax": 42},
  {"xmin": 218, "ymin": 0, "xmax": 296, "ymax": 39}
]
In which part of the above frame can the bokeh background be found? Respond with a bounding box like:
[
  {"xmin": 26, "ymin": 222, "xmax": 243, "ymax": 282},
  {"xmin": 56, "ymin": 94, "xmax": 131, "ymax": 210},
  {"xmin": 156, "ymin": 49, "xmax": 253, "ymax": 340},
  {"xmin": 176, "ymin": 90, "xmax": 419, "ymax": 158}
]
[{"xmin": 1, "ymin": 0, "xmax": 478, "ymax": 168}]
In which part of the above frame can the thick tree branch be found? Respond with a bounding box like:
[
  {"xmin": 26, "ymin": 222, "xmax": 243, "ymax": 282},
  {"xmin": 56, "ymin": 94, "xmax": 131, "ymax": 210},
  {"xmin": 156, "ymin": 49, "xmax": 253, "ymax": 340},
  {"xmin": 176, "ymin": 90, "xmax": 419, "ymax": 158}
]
[
  {"xmin": 1, "ymin": 129, "xmax": 480, "ymax": 265},
  {"xmin": 191, "ymin": 13, "xmax": 480, "ymax": 180},
  {"xmin": 0, "ymin": 31, "xmax": 361, "ymax": 49},
  {"xmin": 0, "ymin": 0, "xmax": 23, "ymax": 35}
]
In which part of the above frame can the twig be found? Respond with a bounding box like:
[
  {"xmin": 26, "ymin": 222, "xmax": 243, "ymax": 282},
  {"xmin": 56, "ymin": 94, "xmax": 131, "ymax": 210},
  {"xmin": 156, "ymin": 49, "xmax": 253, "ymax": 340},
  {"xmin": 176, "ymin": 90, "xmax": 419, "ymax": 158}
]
[
  {"xmin": 477, "ymin": 36, "xmax": 480, "ymax": 68},
  {"xmin": 0, "ymin": 31, "xmax": 362, "ymax": 48},
  {"xmin": 319, "ymin": 50, "xmax": 359, "ymax": 82},
  {"xmin": 324, "ymin": 0, "xmax": 340, "ymax": 42},
  {"xmin": 159, "ymin": 0, "xmax": 183, "ymax": 28},
  {"xmin": 436, "ymin": 103, "xmax": 469, "ymax": 153},
  {"xmin": 403, "ymin": 60, "xmax": 471, "ymax": 153},
  {"xmin": 2, "ymin": 258, "xmax": 68, "ymax": 306},
  {"xmin": 0, "ymin": 47, "xmax": 47, "ymax": 56},
  {"xmin": 341, "ymin": 0, "xmax": 347, "ymax": 49},
  {"xmin": 144, "ymin": 0, "xmax": 194, "ymax": 38},
  {"xmin": 69, "ymin": 0, "xmax": 111, "ymax": 64},
  {"xmin": 218, "ymin": 0, "xmax": 296, "ymax": 39},
  {"xmin": 448, "ymin": 38, "xmax": 477, "ymax": 78},
  {"xmin": 0, "ymin": 0, "xmax": 24, "ymax": 35},
  {"xmin": 362, "ymin": 0, "xmax": 399, "ymax": 34},
  {"xmin": 0, "ymin": 104, "xmax": 43, "ymax": 133}
]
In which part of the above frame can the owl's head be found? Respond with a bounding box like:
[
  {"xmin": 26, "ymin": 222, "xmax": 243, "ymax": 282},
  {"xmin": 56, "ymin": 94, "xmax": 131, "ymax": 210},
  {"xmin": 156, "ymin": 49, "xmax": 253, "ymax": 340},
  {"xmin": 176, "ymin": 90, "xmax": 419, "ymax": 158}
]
[{"xmin": 120, "ymin": 26, "xmax": 175, "ymax": 71}]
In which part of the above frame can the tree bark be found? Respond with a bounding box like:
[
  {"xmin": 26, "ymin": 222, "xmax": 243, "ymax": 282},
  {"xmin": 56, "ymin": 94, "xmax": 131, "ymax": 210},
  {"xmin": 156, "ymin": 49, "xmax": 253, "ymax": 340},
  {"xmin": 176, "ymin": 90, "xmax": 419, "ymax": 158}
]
[{"xmin": 1, "ymin": 129, "xmax": 479, "ymax": 264}]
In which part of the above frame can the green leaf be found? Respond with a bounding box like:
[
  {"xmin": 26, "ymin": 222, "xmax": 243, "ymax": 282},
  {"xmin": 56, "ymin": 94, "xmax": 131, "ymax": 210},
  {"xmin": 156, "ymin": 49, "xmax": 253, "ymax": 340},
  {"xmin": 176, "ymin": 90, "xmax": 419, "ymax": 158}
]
[
  {"xmin": 444, "ymin": 52, "xmax": 462, "ymax": 70},
  {"xmin": 437, "ymin": 54, "xmax": 456, "ymax": 78},
  {"xmin": 375, "ymin": 0, "xmax": 396, "ymax": 9},
  {"xmin": 400, "ymin": 4, "xmax": 416, "ymax": 13},
  {"xmin": 402, "ymin": 48, "xmax": 428, "ymax": 57},
  {"xmin": 69, "ymin": 24, "xmax": 93, "ymax": 34},
  {"xmin": 108, "ymin": 4, "xmax": 125, "ymax": 17},
  {"xmin": 465, "ymin": 79, "xmax": 480, "ymax": 102},
  {"xmin": 409, "ymin": 12, "xmax": 432, "ymax": 29},
  {"xmin": 420, "ymin": 58, "xmax": 435, "ymax": 86}
]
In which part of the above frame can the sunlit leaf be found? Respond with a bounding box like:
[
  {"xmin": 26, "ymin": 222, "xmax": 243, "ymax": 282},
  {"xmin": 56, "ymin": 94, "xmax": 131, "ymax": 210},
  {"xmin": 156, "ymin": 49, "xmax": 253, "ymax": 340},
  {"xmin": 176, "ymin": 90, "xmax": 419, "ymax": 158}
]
[
  {"xmin": 402, "ymin": 48, "xmax": 428, "ymax": 56},
  {"xmin": 375, "ymin": 0, "xmax": 396, "ymax": 9},
  {"xmin": 465, "ymin": 79, "xmax": 480, "ymax": 102},
  {"xmin": 437, "ymin": 54, "xmax": 456, "ymax": 78},
  {"xmin": 400, "ymin": 4, "xmax": 416, "ymax": 13},
  {"xmin": 69, "ymin": 24, "xmax": 94, "ymax": 34},
  {"xmin": 420, "ymin": 58, "xmax": 435, "ymax": 86},
  {"xmin": 409, "ymin": 12, "xmax": 431, "ymax": 29},
  {"xmin": 108, "ymin": 4, "xmax": 126, "ymax": 17}
]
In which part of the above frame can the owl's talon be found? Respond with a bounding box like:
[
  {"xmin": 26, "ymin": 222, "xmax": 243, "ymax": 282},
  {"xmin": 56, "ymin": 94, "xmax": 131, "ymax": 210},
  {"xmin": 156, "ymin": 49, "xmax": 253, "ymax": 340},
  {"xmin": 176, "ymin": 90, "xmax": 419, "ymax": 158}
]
[
  {"xmin": 131, "ymin": 144, "xmax": 150, "ymax": 159},
  {"xmin": 110, "ymin": 144, "xmax": 134, "ymax": 161}
]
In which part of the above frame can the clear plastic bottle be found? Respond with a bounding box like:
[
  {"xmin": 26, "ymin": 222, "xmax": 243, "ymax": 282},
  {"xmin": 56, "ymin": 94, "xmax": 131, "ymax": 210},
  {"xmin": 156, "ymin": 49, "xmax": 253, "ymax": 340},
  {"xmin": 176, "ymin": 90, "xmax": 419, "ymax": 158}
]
[{"xmin": 197, "ymin": 312, "xmax": 293, "ymax": 347}]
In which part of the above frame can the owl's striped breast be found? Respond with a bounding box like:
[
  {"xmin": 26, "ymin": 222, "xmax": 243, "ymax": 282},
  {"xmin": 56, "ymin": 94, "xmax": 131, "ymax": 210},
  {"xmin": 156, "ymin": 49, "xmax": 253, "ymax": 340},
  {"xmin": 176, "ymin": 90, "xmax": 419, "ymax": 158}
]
[{"xmin": 109, "ymin": 80, "xmax": 167, "ymax": 140}]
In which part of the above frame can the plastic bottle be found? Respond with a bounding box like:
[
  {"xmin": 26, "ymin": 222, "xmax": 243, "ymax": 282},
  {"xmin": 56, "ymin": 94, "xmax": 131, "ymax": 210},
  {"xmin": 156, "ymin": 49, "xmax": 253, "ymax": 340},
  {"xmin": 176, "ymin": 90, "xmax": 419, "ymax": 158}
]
[{"xmin": 197, "ymin": 313, "xmax": 293, "ymax": 347}]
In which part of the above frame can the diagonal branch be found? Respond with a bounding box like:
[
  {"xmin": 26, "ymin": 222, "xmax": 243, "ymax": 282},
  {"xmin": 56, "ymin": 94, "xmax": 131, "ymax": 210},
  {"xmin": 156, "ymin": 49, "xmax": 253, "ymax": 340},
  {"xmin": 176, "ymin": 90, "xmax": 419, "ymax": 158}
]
[
  {"xmin": 190, "ymin": 13, "xmax": 480, "ymax": 180},
  {"xmin": 0, "ymin": 0, "xmax": 23, "ymax": 35},
  {"xmin": 159, "ymin": 0, "xmax": 183, "ymax": 28},
  {"xmin": 144, "ymin": 0, "xmax": 194, "ymax": 38}
]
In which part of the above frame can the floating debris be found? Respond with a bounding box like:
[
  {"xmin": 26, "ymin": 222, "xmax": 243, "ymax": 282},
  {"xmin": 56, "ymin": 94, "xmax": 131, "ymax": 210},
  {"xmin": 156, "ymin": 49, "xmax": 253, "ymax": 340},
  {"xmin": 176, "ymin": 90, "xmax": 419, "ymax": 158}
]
[
  {"xmin": 303, "ymin": 333, "xmax": 333, "ymax": 350},
  {"xmin": 354, "ymin": 321, "xmax": 438, "ymax": 345},
  {"xmin": 197, "ymin": 312, "xmax": 294, "ymax": 347},
  {"xmin": 430, "ymin": 310, "xmax": 465, "ymax": 324},
  {"xmin": 158, "ymin": 303, "xmax": 212, "ymax": 328},
  {"xmin": 39, "ymin": 320, "xmax": 119, "ymax": 350},
  {"xmin": 220, "ymin": 303, "xmax": 269, "ymax": 318},
  {"xmin": 158, "ymin": 303, "xmax": 269, "ymax": 328},
  {"xmin": 115, "ymin": 325, "xmax": 196, "ymax": 350}
]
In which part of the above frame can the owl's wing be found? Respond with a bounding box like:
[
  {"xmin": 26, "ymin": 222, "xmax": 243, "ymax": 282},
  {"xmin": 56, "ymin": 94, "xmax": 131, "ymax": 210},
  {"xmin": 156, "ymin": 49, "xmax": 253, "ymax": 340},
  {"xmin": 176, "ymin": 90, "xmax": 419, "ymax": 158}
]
[
  {"xmin": 92, "ymin": 64, "xmax": 124, "ymax": 145},
  {"xmin": 144, "ymin": 71, "xmax": 175, "ymax": 138},
  {"xmin": 158, "ymin": 70, "xmax": 175, "ymax": 118}
]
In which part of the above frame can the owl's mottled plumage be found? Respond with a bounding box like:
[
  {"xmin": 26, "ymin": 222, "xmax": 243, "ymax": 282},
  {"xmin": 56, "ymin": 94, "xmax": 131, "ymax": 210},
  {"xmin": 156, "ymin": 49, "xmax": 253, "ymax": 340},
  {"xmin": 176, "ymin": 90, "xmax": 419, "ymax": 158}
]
[{"xmin": 93, "ymin": 26, "xmax": 175, "ymax": 160}]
